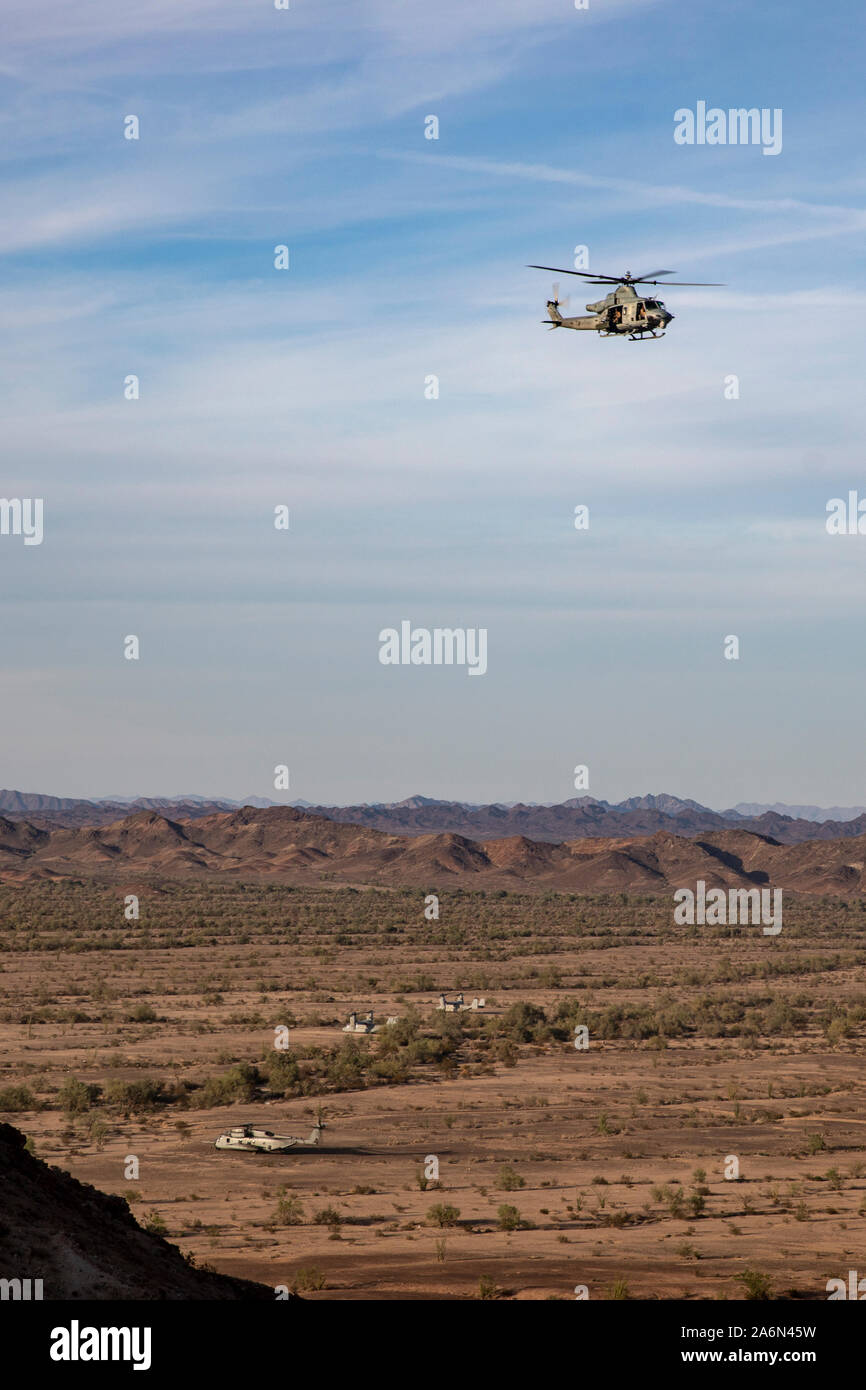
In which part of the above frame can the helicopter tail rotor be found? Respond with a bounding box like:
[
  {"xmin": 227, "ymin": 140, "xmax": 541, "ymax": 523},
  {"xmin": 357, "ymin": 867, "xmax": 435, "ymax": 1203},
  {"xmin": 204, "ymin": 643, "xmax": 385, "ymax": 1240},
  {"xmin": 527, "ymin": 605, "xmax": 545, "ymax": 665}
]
[
  {"xmin": 544, "ymin": 293, "xmax": 565, "ymax": 328},
  {"xmin": 549, "ymin": 282, "xmax": 570, "ymax": 310}
]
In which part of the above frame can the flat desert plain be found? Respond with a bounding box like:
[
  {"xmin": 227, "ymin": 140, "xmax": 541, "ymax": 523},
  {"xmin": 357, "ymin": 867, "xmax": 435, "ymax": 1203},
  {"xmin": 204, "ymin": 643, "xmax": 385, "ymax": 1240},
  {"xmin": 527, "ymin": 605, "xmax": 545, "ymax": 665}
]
[{"xmin": 2, "ymin": 880, "xmax": 865, "ymax": 1300}]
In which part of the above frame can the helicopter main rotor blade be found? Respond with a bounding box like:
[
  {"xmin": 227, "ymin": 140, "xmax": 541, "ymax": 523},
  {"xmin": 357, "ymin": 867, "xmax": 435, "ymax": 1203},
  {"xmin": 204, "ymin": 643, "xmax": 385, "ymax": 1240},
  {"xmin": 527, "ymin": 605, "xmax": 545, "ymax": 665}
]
[
  {"xmin": 630, "ymin": 270, "xmax": 676, "ymax": 282},
  {"xmin": 528, "ymin": 264, "xmax": 623, "ymax": 282},
  {"xmin": 529, "ymin": 264, "xmax": 724, "ymax": 287}
]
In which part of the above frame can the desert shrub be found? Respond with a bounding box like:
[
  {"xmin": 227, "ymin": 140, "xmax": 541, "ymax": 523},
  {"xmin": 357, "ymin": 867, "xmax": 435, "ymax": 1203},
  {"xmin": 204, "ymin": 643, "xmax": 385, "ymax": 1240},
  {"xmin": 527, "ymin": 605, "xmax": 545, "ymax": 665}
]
[
  {"xmin": 89, "ymin": 1118, "xmax": 109, "ymax": 1149},
  {"xmin": 497, "ymin": 1165, "xmax": 525, "ymax": 1191},
  {"xmin": 602, "ymin": 1211, "xmax": 629, "ymax": 1228},
  {"xmin": 192, "ymin": 1063, "xmax": 262, "ymax": 1108},
  {"xmin": 493, "ymin": 1002, "xmax": 548, "ymax": 1044},
  {"xmin": 496, "ymin": 1204, "xmax": 524, "ymax": 1231},
  {"xmin": 761, "ymin": 999, "xmax": 805, "ymax": 1034},
  {"xmin": 264, "ymin": 1051, "xmax": 300, "ymax": 1094},
  {"xmin": 491, "ymin": 1039, "xmax": 518, "ymax": 1067},
  {"xmin": 312, "ymin": 1206, "xmax": 341, "ymax": 1226},
  {"xmin": 325, "ymin": 1040, "xmax": 367, "ymax": 1091},
  {"xmin": 57, "ymin": 1077, "xmax": 100, "ymax": 1115},
  {"xmin": 127, "ymin": 1003, "xmax": 158, "ymax": 1023},
  {"xmin": 426, "ymin": 1203, "xmax": 460, "ymax": 1228},
  {"xmin": 0, "ymin": 1085, "xmax": 34, "ymax": 1112},
  {"xmin": 737, "ymin": 1269, "xmax": 772, "ymax": 1300},
  {"xmin": 368, "ymin": 1056, "xmax": 410, "ymax": 1083},
  {"xmin": 274, "ymin": 1190, "xmax": 304, "ymax": 1226},
  {"xmin": 477, "ymin": 1275, "xmax": 503, "ymax": 1300},
  {"xmin": 606, "ymin": 1279, "xmax": 630, "ymax": 1300},
  {"xmin": 374, "ymin": 1008, "xmax": 422, "ymax": 1052},
  {"xmin": 105, "ymin": 1078, "xmax": 165, "ymax": 1112}
]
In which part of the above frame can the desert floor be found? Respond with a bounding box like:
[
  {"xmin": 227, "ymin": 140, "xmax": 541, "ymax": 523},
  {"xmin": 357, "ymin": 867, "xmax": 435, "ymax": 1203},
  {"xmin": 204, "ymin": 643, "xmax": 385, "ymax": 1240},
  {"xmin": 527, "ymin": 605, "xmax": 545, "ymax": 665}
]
[{"xmin": 1, "ymin": 881, "xmax": 864, "ymax": 1299}]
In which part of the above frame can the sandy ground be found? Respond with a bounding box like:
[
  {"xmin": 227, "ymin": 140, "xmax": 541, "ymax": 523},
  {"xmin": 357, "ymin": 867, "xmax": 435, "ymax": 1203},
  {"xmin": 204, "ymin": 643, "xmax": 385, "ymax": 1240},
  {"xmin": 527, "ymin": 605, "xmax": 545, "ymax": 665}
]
[{"xmin": 1, "ymin": 884, "xmax": 864, "ymax": 1299}]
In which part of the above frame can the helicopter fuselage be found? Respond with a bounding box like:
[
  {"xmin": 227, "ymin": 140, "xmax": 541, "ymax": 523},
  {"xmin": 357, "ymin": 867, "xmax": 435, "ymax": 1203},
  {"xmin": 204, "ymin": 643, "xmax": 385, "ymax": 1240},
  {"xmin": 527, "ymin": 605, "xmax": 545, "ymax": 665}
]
[{"xmin": 548, "ymin": 283, "xmax": 673, "ymax": 339}]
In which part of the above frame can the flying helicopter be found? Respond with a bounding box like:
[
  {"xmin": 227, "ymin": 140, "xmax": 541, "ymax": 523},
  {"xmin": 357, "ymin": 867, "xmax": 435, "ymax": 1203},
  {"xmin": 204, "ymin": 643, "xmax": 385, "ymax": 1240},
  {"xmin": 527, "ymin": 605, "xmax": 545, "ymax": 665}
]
[{"xmin": 528, "ymin": 264, "xmax": 724, "ymax": 340}]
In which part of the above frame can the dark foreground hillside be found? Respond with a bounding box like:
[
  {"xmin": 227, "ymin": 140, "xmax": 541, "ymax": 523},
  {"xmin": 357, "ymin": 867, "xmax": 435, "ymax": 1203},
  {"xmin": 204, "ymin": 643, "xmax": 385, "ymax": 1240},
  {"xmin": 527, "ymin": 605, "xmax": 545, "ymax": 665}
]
[{"xmin": 0, "ymin": 1123, "xmax": 277, "ymax": 1300}]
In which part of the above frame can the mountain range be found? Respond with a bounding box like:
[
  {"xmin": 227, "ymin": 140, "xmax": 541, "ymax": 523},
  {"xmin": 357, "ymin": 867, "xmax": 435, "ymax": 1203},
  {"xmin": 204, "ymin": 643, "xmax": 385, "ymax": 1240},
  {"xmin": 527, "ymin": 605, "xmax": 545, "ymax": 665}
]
[
  {"xmin": 2, "ymin": 802, "xmax": 866, "ymax": 896},
  {"xmin": 2, "ymin": 789, "xmax": 866, "ymax": 843}
]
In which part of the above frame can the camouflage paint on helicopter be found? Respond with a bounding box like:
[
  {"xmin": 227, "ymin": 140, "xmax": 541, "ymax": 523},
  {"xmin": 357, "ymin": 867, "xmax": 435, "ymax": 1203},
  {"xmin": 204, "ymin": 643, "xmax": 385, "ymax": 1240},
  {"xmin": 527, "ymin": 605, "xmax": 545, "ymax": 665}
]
[{"xmin": 528, "ymin": 265, "xmax": 724, "ymax": 340}]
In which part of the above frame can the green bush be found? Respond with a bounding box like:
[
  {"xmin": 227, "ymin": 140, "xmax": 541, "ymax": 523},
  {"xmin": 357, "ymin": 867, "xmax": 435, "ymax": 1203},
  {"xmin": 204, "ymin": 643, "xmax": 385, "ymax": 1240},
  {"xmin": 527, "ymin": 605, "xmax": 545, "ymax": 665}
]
[
  {"xmin": 312, "ymin": 1206, "xmax": 341, "ymax": 1226},
  {"xmin": 0, "ymin": 1084, "xmax": 34, "ymax": 1113},
  {"xmin": 128, "ymin": 1003, "xmax": 158, "ymax": 1023},
  {"xmin": 274, "ymin": 1190, "xmax": 304, "ymax": 1226},
  {"xmin": 498, "ymin": 1165, "xmax": 525, "ymax": 1191},
  {"xmin": 477, "ymin": 1275, "xmax": 503, "ymax": 1300},
  {"xmin": 57, "ymin": 1077, "xmax": 100, "ymax": 1115},
  {"xmin": 192, "ymin": 1063, "xmax": 262, "ymax": 1108},
  {"xmin": 264, "ymin": 1051, "xmax": 300, "ymax": 1094},
  {"xmin": 426, "ymin": 1203, "xmax": 460, "ymax": 1228},
  {"xmin": 737, "ymin": 1269, "xmax": 772, "ymax": 1300},
  {"xmin": 105, "ymin": 1078, "xmax": 165, "ymax": 1112},
  {"xmin": 497, "ymin": 1206, "xmax": 525, "ymax": 1228},
  {"xmin": 143, "ymin": 1210, "xmax": 167, "ymax": 1236}
]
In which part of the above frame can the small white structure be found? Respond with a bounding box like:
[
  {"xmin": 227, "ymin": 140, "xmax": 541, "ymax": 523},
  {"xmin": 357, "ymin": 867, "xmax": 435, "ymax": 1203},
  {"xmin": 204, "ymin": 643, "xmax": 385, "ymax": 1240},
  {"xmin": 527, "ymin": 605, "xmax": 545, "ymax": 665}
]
[
  {"xmin": 343, "ymin": 1010, "xmax": 377, "ymax": 1034},
  {"xmin": 437, "ymin": 993, "xmax": 486, "ymax": 1013},
  {"xmin": 214, "ymin": 1121, "xmax": 324, "ymax": 1153}
]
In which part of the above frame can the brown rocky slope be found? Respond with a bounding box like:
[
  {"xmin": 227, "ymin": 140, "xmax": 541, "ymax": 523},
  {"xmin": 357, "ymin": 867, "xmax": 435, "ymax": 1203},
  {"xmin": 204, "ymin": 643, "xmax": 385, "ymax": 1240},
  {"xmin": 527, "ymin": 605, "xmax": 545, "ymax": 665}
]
[
  {"xmin": 0, "ymin": 1124, "xmax": 275, "ymax": 1300},
  {"xmin": 1, "ymin": 805, "xmax": 865, "ymax": 895}
]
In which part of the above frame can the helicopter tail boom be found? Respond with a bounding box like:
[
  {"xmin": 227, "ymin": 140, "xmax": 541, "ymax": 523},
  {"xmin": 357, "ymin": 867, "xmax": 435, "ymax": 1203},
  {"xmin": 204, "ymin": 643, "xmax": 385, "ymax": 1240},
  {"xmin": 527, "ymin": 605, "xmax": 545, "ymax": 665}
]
[{"xmin": 546, "ymin": 299, "xmax": 596, "ymax": 330}]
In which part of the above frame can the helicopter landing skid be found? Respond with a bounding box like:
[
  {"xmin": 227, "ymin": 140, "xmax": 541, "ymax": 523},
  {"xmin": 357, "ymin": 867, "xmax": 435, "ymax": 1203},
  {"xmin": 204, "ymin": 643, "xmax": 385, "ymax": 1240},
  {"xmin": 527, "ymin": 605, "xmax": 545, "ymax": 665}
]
[{"xmin": 628, "ymin": 329, "xmax": 665, "ymax": 340}]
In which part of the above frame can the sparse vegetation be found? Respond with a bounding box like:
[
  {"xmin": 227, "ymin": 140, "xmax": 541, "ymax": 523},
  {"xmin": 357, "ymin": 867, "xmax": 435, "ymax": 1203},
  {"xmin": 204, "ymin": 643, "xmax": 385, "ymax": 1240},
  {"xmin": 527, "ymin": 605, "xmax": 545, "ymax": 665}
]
[
  {"xmin": 426, "ymin": 1203, "xmax": 461, "ymax": 1229},
  {"xmin": 2, "ymin": 879, "xmax": 865, "ymax": 1300}
]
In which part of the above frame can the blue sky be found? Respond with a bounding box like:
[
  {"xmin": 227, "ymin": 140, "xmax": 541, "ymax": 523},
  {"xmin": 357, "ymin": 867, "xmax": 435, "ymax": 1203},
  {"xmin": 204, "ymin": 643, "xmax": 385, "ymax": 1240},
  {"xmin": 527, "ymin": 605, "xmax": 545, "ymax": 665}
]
[{"xmin": 1, "ymin": 0, "xmax": 865, "ymax": 807}]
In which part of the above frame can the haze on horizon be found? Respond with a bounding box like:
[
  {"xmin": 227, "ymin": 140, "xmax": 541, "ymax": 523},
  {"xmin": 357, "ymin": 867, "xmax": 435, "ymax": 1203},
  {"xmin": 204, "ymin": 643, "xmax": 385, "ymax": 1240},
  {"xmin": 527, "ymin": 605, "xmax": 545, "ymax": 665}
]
[{"xmin": 2, "ymin": 0, "xmax": 864, "ymax": 808}]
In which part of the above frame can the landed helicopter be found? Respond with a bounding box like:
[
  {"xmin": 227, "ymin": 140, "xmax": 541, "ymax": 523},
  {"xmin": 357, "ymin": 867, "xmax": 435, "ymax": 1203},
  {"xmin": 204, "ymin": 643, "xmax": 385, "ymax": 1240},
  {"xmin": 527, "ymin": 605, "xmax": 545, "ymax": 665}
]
[
  {"xmin": 528, "ymin": 265, "xmax": 724, "ymax": 340},
  {"xmin": 214, "ymin": 1110, "xmax": 326, "ymax": 1154}
]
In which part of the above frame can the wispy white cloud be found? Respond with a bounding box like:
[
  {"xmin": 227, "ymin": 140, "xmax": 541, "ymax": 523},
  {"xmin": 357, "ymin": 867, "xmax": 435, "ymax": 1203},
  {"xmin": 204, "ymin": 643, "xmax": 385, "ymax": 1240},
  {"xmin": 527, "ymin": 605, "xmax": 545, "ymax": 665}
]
[{"xmin": 382, "ymin": 150, "xmax": 866, "ymax": 224}]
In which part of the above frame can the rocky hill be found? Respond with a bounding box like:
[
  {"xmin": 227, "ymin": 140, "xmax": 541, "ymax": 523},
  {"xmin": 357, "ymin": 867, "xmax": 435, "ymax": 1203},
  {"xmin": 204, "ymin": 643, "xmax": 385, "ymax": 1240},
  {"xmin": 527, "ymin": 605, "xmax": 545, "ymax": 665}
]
[
  {"xmin": 1, "ymin": 804, "xmax": 866, "ymax": 895},
  {"xmin": 0, "ymin": 1123, "xmax": 276, "ymax": 1300}
]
